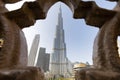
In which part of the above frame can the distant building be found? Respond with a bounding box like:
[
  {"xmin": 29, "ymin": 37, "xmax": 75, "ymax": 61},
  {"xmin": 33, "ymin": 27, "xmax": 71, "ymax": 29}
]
[
  {"xmin": 72, "ymin": 62, "xmax": 91, "ymax": 78},
  {"xmin": 49, "ymin": 6, "xmax": 73, "ymax": 78},
  {"xmin": 73, "ymin": 62, "xmax": 91, "ymax": 71},
  {"xmin": 36, "ymin": 47, "xmax": 50, "ymax": 72},
  {"xmin": 28, "ymin": 34, "xmax": 40, "ymax": 66}
]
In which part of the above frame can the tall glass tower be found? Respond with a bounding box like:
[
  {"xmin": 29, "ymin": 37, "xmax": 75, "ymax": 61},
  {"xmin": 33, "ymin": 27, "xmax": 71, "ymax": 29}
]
[
  {"xmin": 49, "ymin": 6, "xmax": 69, "ymax": 77},
  {"xmin": 28, "ymin": 34, "xmax": 40, "ymax": 66}
]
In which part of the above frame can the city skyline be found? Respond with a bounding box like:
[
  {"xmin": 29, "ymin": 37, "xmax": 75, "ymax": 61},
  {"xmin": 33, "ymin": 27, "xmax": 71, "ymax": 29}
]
[{"xmin": 6, "ymin": 0, "xmax": 117, "ymax": 64}]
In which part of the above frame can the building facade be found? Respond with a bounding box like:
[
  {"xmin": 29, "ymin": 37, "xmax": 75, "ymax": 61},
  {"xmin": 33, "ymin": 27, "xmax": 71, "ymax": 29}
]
[
  {"xmin": 49, "ymin": 7, "xmax": 73, "ymax": 78},
  {"xmin": 28, "ymin": 34, "xmax": 40, "ymax": 66},
  {"xmin": 36, "ymin": 47, "xmax": 50, "ymax": 72}
]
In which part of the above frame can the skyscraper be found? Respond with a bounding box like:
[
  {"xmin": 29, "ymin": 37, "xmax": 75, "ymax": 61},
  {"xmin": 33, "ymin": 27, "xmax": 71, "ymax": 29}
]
[
  {"xmin": 36, "ymin": 47, "xmax": 50, "ymax": 72},
  {"xmin": 28, "ymin": 34, "xmax": 40, "ymax": 66},
  {"xmin": 49, "ymin": 6, "xmax": 72, "ymax": 78}
]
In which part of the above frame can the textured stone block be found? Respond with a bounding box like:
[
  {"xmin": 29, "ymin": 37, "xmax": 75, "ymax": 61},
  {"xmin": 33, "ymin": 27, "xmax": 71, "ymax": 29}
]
[
  {"xmin": 0, "ymin": 67, "xmax": 44, "ymax": 80},
  {"xmin": 75, "ymin": 69, "xmax": 120, "ymax": 80}
]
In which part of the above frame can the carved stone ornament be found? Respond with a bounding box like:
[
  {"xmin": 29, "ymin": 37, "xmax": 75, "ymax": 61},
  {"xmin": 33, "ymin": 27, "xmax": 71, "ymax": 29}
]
[{"xmin": 0, "ymin": 0, "xmax": 120, "ymax": 80}]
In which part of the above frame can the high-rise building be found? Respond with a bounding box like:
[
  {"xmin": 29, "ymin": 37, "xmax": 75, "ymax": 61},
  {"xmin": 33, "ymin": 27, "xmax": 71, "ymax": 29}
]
[
  {"xmin": 36, "ymin": 47, "xmax": 50, "ymax": 72},
  {"xmin": 28, "ymin": 34, "xmax": 40, "ymax": 66},
  {"xmin": 49, "ymin": 6, "xmax": 73, "ymax": 78}
]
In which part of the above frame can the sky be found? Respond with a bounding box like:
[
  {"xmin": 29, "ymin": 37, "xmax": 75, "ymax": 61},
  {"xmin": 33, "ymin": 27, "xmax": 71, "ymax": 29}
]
[{"xmin": 6, "ymin": 0, "xmax": 117, "ymax": 64}]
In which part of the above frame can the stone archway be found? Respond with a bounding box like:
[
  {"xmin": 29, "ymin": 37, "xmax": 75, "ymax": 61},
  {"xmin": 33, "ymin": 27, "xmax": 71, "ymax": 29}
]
[
  {"xmin": 1, "ymin": 0, "xmax": 120, "ymax": 80},
  {"xmin": 35, "ymin": 0, "xmax": 120, "ymax": 80},
  {"xmin": 39, "ymin": 0, "xmax": 120, "ymax": 71}
]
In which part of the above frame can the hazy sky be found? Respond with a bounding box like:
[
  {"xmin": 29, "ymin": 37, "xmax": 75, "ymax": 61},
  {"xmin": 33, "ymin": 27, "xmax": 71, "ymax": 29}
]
[{"xmin": 6, "ymin": 0, "xmax": 117, "ymax": 64}]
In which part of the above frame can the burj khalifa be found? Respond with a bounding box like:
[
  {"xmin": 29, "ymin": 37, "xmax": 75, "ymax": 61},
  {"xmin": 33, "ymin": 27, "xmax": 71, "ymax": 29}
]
[{"xmin": 49, "ymin": 6, "xmax": 72, "ymax": 77}]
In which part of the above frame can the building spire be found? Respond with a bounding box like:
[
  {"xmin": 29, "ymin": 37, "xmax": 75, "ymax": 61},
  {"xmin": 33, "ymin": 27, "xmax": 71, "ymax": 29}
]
[
  {"xmin": 59, "ymin": 4, "xmax": 62, "ymax": 15},
  {"xmin": 57, "ymin": 4, "xmax": 63, "ymax": 29}
]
